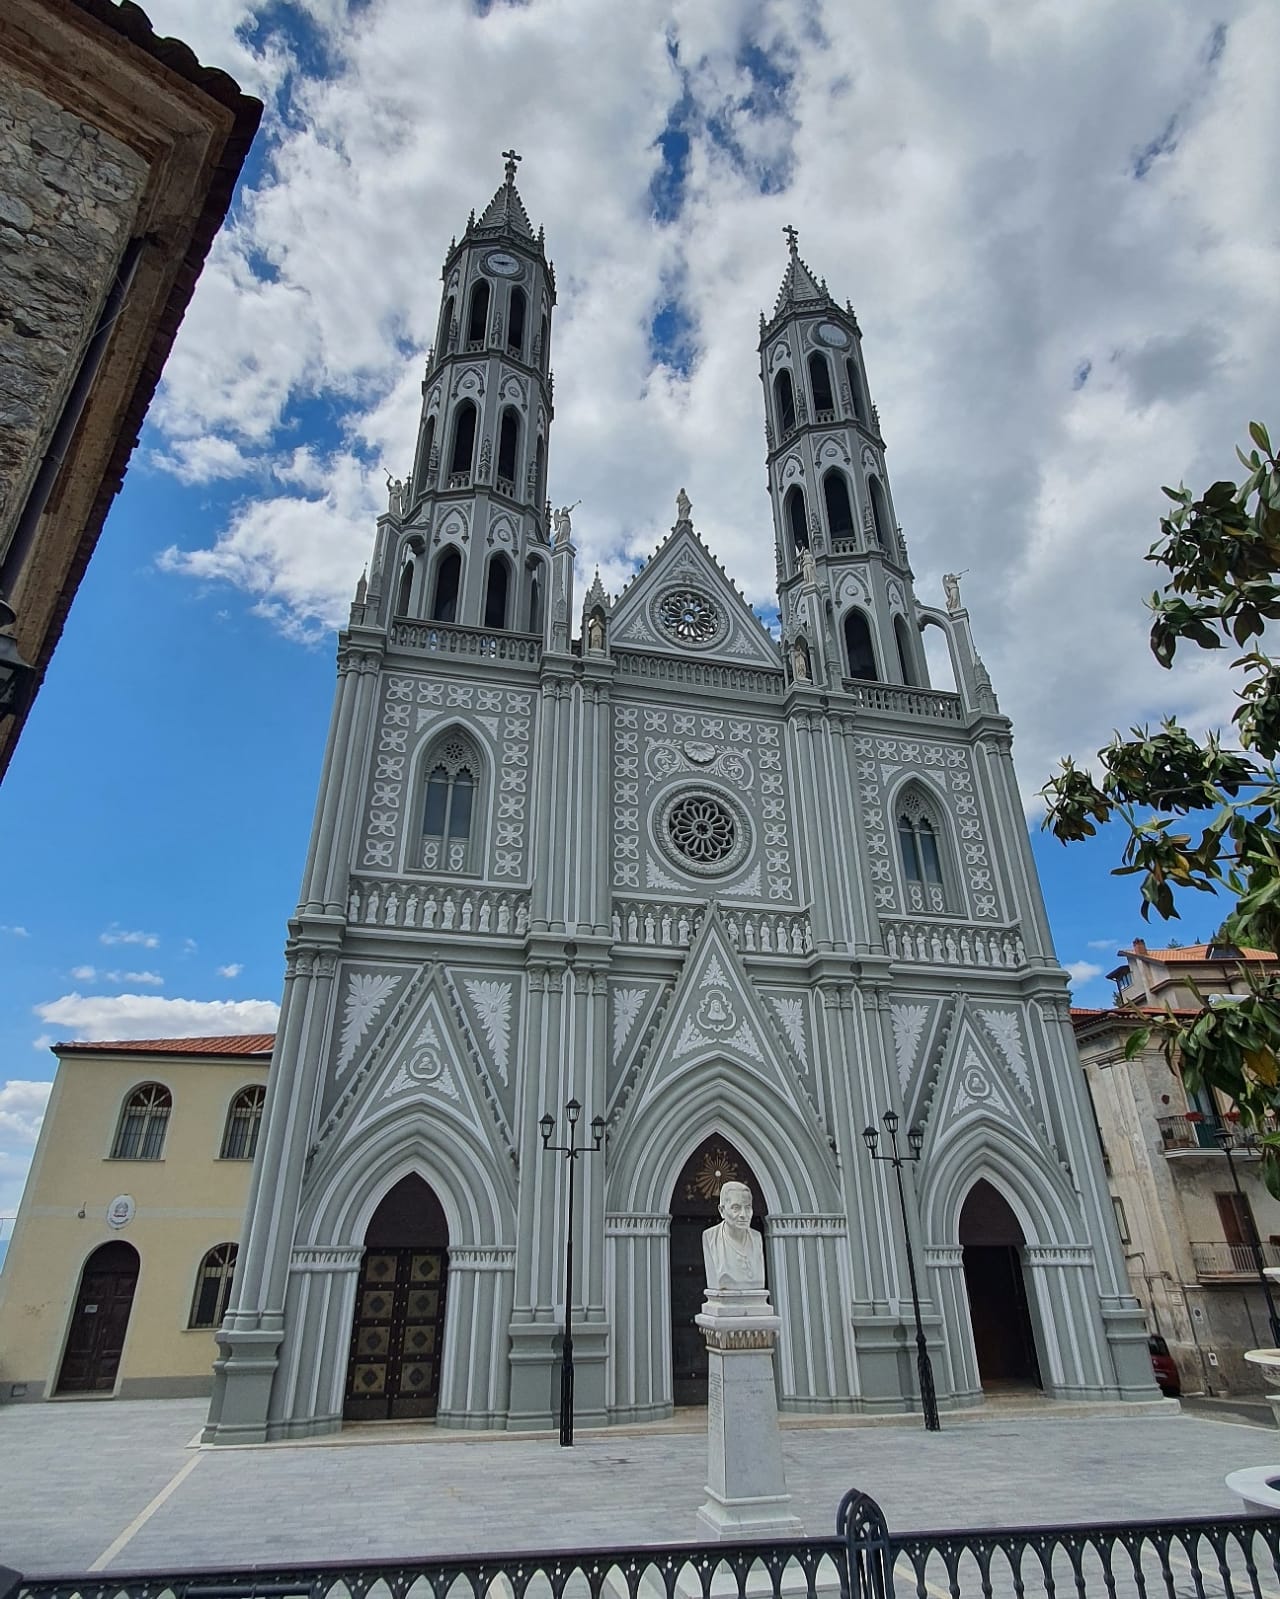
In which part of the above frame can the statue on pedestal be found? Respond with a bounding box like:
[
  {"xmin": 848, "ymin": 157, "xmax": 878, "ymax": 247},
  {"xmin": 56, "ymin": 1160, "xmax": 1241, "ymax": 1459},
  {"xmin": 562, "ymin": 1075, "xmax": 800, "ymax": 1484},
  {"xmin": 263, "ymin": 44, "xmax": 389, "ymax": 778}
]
[
  {"xmin": 676, "ymin": 487, "xmax": 692, "ymax": 524},
  {"xmin": 702, "ymin": 1181, "xmax": 765, "ymax": 1292}
]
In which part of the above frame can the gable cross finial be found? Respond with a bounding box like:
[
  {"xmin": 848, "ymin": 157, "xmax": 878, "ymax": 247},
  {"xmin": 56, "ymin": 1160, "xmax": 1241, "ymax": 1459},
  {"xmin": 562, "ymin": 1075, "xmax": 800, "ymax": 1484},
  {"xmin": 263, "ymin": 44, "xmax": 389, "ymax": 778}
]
[
  {"xmin": 782, "ymin": 223, "xmax": 799, "ymax": 252},
  {"xmin": 502, "ymin": 148, "xmax": 522, "ymax": 184}
]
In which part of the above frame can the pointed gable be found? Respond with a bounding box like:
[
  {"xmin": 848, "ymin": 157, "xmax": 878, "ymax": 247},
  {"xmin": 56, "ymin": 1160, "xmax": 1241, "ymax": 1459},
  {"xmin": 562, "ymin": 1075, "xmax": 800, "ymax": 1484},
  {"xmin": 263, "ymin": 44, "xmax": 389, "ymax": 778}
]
[{"xmin": 608, "ymin": 522, "xmax": 780, "ymax": 669}]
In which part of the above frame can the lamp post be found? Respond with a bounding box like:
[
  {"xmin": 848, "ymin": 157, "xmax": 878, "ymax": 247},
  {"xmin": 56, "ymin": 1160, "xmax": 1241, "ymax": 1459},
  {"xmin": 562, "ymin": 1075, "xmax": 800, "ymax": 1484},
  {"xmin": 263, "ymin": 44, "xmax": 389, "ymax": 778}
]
[
  {"xmin": 1214, "ymin": 1123, "xmax": 1280, "ymax": 1346},
  {"xmin": 863, "ymin": 1109, "xmax": 940, "ymax": 1432},
  {"xmin": 539, "ymin": 1098, "xmax": 605, "ymax": 1447}
]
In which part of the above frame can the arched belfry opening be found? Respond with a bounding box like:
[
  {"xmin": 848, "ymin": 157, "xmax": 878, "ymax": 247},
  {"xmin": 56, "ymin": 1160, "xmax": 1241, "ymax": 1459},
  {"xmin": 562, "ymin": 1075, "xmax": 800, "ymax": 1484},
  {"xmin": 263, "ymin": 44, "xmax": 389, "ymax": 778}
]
[
  {"xmin": 959, "ymin": 1180, "xmax": 1042, "ymax": 1391},
  {"xmin": 344, "ymin": 1173, "xmax": 450, "ymax": 1421},
  {"xmin": 668, "ymin": 1135, "xmax": 767, "ymax": 1406},
  {"xmin": 57, "ymin": 1240, "xmax": 139, "ymax": 1394}
]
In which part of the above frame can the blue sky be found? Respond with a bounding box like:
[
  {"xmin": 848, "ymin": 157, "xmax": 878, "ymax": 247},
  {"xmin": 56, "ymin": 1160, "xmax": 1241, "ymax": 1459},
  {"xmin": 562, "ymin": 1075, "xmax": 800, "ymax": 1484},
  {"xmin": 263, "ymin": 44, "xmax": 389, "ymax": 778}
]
[{"xmin": 1, "ymin": 0, "xmax": 1277, "ymax": 1214}]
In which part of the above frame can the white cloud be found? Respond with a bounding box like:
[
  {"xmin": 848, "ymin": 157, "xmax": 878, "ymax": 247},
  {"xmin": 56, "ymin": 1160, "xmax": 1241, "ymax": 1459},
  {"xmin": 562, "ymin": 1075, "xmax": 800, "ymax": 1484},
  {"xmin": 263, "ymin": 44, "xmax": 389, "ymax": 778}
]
[
  {"xmin": 1, "ymin": 925, "xmax": 29, "ymax": 937},
  {"xmin": 0, "ymin": 1080, "xmax": 54, "ymax": 1214},
  {"xmin": 138, "ymin": 1, "xmax": 1279, "ymax": 804},
  {"xmin": 68, "ymin": 965, "xmax": 164, "ymax": 987},
  {"xmin": 1087, "ymin": 939, "xmax": 1120, "ymax": 952},
  {"xmin": 216, "ymin": 963, "xmax": 244, "ymax": 978},
  {"xmin": 33, "ymin": 993, "xmax": 279, "ymax": 1042},
  {"xmin": 99, "ymin": 924, "xmax": 160, "ymax": 949},
  {"xmin": 1066, "ymin": 961, "xmax": 1105, "ymax": 988}
]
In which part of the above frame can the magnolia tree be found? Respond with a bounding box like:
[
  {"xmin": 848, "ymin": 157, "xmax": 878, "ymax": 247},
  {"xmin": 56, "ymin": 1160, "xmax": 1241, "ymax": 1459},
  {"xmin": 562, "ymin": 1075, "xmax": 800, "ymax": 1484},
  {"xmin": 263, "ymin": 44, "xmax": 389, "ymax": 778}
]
[{"xmin": 1041, "ymin": 424, "xmax": 1280, "ymax": 1194}]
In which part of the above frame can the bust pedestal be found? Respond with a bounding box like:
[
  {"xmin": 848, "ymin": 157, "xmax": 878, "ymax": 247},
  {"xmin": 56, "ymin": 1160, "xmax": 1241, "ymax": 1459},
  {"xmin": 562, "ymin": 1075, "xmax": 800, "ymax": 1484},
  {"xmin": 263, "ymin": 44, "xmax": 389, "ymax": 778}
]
[{"xmin": 695, "ymin": 1289, "xmax": 803, "ymax": 1541}]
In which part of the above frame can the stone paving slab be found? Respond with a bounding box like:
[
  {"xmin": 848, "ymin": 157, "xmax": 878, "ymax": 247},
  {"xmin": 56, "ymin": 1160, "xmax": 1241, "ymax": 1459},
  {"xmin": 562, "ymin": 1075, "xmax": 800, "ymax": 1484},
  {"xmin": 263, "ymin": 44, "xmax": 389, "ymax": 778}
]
[{"xmin": 3, "ymin": 1401, "xmax": 1278, "ymax": 1578}]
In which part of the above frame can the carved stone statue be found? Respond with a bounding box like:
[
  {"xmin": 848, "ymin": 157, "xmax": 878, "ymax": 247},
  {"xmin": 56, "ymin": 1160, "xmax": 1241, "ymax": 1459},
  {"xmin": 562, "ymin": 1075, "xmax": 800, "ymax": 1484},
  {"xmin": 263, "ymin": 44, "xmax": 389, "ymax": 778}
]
[
  {"xmin": 702, "ymin": 1181, "xmax": 765, "ymax": 1292},
  {"xmin": 943, "ymin": 571, "xmax": 963, "ymax": 613},
  {"xmin": 799, "ymin": 546, "xmax": 817, "ymax": 588},
  {"xmin": 387, "ymin": 476, "xmax": 406, "ymax": 517},
  {"xmin": 676, "ymin": 486, "xmax": 692, "ymax": 524},
  {"xmin": 791, "ymin": 641, "xmax": 810, "ymax": 682},
  {"xmin": 587, "ymin": 612, "xmax": 605, "ymax": 652},
  {"xmin": 554, "ymin": 505, "xmax": 572, "ymax": 544}
]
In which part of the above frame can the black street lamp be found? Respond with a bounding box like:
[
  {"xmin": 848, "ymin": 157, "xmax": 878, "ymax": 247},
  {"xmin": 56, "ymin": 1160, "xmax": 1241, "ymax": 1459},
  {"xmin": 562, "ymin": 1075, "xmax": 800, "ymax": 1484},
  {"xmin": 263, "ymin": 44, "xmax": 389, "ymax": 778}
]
[
  {"xmin": 863, "ymin": 1109, "xmax": 940, "ymax": 1432},
  {"xmin": 1214, "ymin": 1123, "xmax": 1280, "ymax": 1346},
  {"xmin": 539, "ymin": 1098, "xmax": 605, "ymax": 1447}
]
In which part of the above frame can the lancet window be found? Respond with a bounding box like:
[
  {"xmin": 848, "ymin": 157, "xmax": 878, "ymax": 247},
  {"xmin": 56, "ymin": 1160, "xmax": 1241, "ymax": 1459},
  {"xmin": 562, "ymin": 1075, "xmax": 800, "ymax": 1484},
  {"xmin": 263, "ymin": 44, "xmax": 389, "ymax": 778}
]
[
  {"xmin": 774, "ymin": 369, "xmax": 797, "ymax": 436},
  {"xmin": 823, "ymin": 470, "xmax": 855, "ymax": 539},
  {"xmin": 785, "ymin": 486, "xmax": 809, "ymax": 554},
  {"xmin": 843, "ymin": 608, "xmax": 878, "ymax": 682},
  {"xmin": 497, "ymin": 409, "xmax": 520, "ymax": 490},
  {"xmin": 466, "ymin": 279, "xmax": 490, "ymax": 347},
  {"xmin": 421, "ymin": 732, "xmax": 482, "ymax": 872},
  {"xmin": 431, "ymin": 548, "xmax": 462, "ymax": 623},
  {"xmin": 897, "ymin": 785, "xmax": 947, "ymax": 913},
  {"xmin": 507, "ymin": 287, "xmax": 527, "ymax": 359},
  {"xmin": 809, "ymin": 353, "xmax": 835, "ymax": 419},
  {"xmin": 484, "ymin": 555, "xmax": 511, "ymax": 629},
  {"xmin": 449, "ymin": 402, "xmax": 477, "ymax": 482},
  {"xmin": 846, "ymin": 357, "xmax": 866, "ymax": 423},
  {"xmin": 894, "ymin": 614, "xmax": 917, "ymax": 686},
  {"xmin": 868, "ymin": 476, "xmax": 891, "ymax": 550}
]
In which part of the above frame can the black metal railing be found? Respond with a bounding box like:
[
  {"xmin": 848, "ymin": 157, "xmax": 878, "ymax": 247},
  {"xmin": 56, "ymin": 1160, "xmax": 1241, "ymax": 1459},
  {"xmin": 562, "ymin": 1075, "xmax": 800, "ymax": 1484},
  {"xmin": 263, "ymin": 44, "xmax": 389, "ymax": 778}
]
[{"xmin": 12, "ymin": 1489, "xmax": 1280, "ymax": 1599}]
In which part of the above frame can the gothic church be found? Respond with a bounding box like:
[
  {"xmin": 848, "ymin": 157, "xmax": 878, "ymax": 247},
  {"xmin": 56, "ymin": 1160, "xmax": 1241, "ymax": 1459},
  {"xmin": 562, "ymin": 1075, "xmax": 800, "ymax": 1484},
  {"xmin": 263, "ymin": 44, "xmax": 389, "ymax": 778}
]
[{"xmin": 204, "ymin": 159, "xmax": 1154, "ymax": 1442}]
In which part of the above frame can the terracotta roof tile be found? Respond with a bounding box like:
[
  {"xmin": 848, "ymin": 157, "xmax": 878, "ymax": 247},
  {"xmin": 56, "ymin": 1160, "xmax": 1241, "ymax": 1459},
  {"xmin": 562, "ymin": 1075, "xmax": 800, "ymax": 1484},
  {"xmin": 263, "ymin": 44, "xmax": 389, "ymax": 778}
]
[
  {"xmin": 1120, "ymin": 942, "xmax": 1276, "ymax": 963},
  {"xmin": 57, "ymin": 1033, "xmax": 275, "ymax": 1056}
]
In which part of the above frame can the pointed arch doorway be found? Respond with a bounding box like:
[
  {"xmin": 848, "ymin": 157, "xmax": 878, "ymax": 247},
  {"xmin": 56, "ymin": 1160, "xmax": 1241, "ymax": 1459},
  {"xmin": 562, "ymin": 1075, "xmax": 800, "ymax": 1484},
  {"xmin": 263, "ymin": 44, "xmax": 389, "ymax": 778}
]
[
  {"xmin": 960, "ymin": 1180, "xmax": 1042, "ymax": 1390},
  {"xmin": 669, "ymin": 1135, "xmax": 767, "ymax": 1405},
  {"xmin": 344, "ymin": 1174, "xmax": 450, "ymax": 1421},
  {"xmin": 56, "ymin": 1240, "xmax": 139, "ymax": 1394}
]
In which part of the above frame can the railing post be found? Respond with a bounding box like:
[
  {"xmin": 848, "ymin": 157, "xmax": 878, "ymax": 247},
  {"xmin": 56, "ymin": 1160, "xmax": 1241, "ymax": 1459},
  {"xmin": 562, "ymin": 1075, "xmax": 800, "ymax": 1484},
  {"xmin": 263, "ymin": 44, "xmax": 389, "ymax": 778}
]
[{"xmin": 837, "ymin": 1488, "xmax": 893, "ymax": 1599}]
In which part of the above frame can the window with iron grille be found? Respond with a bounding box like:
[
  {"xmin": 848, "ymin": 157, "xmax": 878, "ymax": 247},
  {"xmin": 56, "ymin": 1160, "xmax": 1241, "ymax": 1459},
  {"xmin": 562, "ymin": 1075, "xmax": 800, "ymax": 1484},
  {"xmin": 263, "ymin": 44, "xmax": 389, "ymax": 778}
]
[
  {"xmin": 190, "ymin": 1242, "xmax": 238, "ymax": 1328},
  {"xmin": 220, "ymin": 1086, "xmax": 265, "ymax": 1160},
  {"xmin": 422, "ymin": 733, "xmax": 481, "ymax": 872},
  {"xmin": 896, "ymin": 786, "xmax": 948, "ymax": 914},
  {"xmin": 110, "ymin": 1083, "xmax": 172, "ymax": 1160}
]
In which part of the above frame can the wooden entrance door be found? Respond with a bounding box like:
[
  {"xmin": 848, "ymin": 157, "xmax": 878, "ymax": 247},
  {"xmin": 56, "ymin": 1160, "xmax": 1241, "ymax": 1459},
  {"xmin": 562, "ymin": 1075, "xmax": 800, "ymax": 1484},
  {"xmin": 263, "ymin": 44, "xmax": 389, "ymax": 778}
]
[
  {"xmin": 56, "ymin": 1241, "xmax": 139, "ymax": 1394},
  {"xmin": 669, "ymin": 1136, "xmax": 767, "ymax": 1406},
  {"xmin": 344, "ymin": 1246, "xmax": 448, "ymax": 1419},
  {"xmin": 344, "ymin": 1173, "xmax": 450, "ymax": 1421}
]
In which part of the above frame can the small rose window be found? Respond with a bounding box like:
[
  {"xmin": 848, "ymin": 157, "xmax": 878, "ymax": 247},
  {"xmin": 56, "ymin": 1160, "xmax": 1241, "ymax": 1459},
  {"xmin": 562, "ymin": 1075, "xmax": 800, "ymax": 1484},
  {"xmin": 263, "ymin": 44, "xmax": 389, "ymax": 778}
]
[
  {"xmin": 657, "ymin": 588, "xmax": 722, "ymax": 644},
  {"xmin": 668, "ymin": 794, "xmax": 736, "ymax": 863}
]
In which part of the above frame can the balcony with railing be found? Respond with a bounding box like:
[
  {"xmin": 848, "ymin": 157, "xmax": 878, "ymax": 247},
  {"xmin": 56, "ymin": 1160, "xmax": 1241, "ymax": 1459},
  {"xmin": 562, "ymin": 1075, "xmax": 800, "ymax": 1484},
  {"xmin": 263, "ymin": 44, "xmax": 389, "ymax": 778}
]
[
  {"xmin": 1156, "ymin": 1113, "xmax": 1276, "ymax": 1156},
  {"xmin": 389, "ymin": 618, "xmax": 541, "ymax": 664},
  {"xmin": 841, "ymin": 681, "xmax": 964, "ymax": 721},
  {"xmin": 1191, "ymin": 1240, "xmax": 1280, "ymax": 1278}
]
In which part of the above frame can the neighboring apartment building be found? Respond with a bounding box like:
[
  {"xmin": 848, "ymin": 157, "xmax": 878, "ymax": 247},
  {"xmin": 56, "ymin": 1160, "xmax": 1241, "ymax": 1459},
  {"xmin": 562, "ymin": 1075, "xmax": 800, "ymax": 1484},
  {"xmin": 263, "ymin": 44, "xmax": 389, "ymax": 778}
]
[
  {"xmin": 0, "ymin": 1034, "xmax": 271, "ymax": 1401},
  {"xmin": 1075, "ymin": 939, "xmax": 1280, "ymax": 1396},
  {"xmin": 0, "ymin": 0, "xmax": 260, "ymax": 776}
]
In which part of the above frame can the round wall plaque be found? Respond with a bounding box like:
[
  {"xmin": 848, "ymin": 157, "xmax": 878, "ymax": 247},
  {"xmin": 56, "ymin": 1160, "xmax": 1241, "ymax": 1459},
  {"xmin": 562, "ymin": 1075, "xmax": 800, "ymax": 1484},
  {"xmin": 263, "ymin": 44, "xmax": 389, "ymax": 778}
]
[{"xmin": 106, "ymin": 1194, "xmax": 135, "ymax": 1229}]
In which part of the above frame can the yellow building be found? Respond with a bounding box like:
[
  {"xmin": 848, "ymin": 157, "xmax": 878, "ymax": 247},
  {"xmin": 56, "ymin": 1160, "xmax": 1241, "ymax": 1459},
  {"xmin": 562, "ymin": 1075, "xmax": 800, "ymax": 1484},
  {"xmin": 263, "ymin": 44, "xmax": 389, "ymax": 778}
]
[{"xmin": 0, "ymin": 1034, "xmax": 271, "ymax": 1401}]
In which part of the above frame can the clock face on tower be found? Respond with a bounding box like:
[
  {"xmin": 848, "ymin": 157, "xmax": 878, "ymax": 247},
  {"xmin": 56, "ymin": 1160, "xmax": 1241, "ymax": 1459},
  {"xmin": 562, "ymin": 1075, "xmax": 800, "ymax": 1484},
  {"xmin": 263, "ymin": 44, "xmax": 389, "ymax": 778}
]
[
  {"xmin": 484, "ymin": 251, "xmax": 522, "ymax": 278},
  {"xmin": 814, "ymin": 321, "xmax": 850, "ymax": 349}
]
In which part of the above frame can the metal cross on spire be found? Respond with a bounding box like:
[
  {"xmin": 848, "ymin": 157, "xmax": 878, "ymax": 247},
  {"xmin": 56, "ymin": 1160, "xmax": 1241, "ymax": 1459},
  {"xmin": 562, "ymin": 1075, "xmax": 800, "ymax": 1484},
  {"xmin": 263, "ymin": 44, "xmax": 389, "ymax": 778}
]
[
  {"xmin": 782, "ymin": 223, "xmax": 799, "ymax": 252},
  {"xmin": 502, "ymin": 148, "xmax": 522, "ymax": 183}
]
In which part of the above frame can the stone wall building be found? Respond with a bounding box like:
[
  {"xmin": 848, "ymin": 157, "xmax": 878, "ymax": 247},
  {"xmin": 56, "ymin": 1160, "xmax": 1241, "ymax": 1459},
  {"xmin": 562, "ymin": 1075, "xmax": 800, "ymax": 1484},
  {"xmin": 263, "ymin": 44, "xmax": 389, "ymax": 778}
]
[
  {"xmin": 1076, "ymin": 940, "xmax": 1280, "ymax": 1396},
  {"xmin": 203, "ymin": 162, "xmax": 1156, "ymax": 1443},
  {"xmin": 0, "ymin": 1035, "xmax": 270, "ymax": 1400},
  {"xmin": 0, "ymin": 0, "xmax": 259, "ymax": 776}
]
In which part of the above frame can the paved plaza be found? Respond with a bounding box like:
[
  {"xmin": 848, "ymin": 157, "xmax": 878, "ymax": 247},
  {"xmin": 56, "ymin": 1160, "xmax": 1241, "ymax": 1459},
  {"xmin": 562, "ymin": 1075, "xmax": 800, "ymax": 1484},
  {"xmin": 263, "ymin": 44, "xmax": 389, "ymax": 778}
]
[{"xmin": 2, "ymin": 1400, "xmax": 1277, "ymax": 1577}]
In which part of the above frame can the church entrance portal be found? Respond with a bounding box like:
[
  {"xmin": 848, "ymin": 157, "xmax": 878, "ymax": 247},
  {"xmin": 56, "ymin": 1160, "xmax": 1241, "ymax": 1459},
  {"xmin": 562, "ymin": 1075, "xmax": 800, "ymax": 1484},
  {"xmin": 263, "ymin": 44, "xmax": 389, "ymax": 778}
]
[
  {"xmin": 960, "ymin": 1180, "xmax": 1042, "ymax": 1389},
  {"xmin": 344, "ymin": 1174, "xmax": 449, "ymax": 1421},
  {"xmin": 669, "ymin": 1136, "xmax": 767, "ymax": 1406},
  {"xmin": 56, "ymin": 1240, "xmax": 139, "ymax": 1394}
]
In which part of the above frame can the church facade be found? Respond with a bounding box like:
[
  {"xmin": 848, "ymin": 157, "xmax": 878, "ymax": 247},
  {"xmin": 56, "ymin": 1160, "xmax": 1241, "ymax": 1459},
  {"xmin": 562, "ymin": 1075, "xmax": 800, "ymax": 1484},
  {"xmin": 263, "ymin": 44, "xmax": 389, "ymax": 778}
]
[{"xmin": 204, "ymin": 161, "xmax": 1155, "ymax": 1442}]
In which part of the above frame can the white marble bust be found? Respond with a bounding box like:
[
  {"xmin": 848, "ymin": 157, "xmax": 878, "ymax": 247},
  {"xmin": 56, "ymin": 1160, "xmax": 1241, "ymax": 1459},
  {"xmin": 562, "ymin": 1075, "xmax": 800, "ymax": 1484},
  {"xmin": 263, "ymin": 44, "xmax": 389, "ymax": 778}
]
[{"xmin": 702, "ymin": 1180, "xmax": 765, "ymax": 1292}]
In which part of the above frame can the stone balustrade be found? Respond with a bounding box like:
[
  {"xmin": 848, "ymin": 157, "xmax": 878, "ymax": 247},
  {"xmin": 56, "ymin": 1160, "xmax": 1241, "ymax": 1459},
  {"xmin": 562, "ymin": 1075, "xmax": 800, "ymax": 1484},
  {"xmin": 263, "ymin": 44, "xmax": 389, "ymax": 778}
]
[
  {"xmin": 347, "ymin": 878, "xmax": 530, "ymax": 935},
  {"xmin": 841, "ymin": 680, "xmax": 964, "ymax": 721},
  {"xmin": 616, "ymin": 651, "xmax": 785, "ymax": 697},
  {"xmin": 390, "ymin": 619, "xmax": 541, "ymax": 663},
  {"xmin": 883, "ymin": 919, "xmax": 1025, "ymax": 969},
  {"xmin": 611, "ymin": 900, "xmax": 812, "ymax": 954}
]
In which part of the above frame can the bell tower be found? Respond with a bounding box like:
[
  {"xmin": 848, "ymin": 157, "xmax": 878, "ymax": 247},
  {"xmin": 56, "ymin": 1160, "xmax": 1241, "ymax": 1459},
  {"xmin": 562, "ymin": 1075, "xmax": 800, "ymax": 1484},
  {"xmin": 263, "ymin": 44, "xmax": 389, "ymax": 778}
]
[
  {"xmin": 365, "ymin": 150, "xmax": 556, "ymax": 638},
  {"xmin": 759, "ymin": 228, "xmax": 926, "ymax": 693}
]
